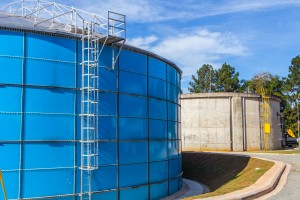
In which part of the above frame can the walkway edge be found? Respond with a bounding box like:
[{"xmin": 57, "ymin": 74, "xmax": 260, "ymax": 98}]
[
  {"xmin": 199, "ymin": 156, "xmax": 287, "ymax": 200},
  {"xmin": 161, "ymin": 182, "xmax": 189, "ymax": 200}
]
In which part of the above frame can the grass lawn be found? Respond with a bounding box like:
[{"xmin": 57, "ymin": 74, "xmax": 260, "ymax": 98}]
[{"xmin": 182, "ymin": 152, "xmax": 274, "ymax": 199}]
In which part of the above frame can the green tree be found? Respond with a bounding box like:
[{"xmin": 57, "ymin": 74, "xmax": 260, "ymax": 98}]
[
  {"xmin": 248, "ymin": 72, "xmax": 269, "ymax": 94},
  {"xmin": 243, "ymin": 72, "xmax": 284, "ymax": 97},
  {"xmin": 215, "ymin": 63, "xmax": 240, "ymax": 92},
  {"xmin": 284, "ymin": 55, "xmax": 300, "ymax": 135},
  {"xmin": 188, "ymin": 64, "xmax": 216, "ymax": 93},
  {"xmin": 282, "ymin": 102, "xmax": 297, "ymax": 135},
  {"xmin": 285, "ymin": 55, "xmax": 300, "ymax": 99},
  {"xmin": 237, "ymin": 79, "xmax": 251, "ymax": 93}
]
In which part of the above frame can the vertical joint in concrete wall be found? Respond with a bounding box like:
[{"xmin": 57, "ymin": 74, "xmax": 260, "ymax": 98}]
[
  {"xmin": 229, "ymin": 97, "xmax": 233, "ymax": 151},
  {"xmin": 242, "ymin": 97, "xmax": 247, "ymax": 151},
  {"xmin": 259, "ymin": 97, "xmax": 263, "ymax": 150}
]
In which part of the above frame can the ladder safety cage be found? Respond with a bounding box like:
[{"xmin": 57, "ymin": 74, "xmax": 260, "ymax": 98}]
[
  {"xmin": 80, "ymin": 20, "xmax": 100, "ymax": 200},
  {"xmin": 2, "ymin": 1, "xmax": 126, "ymax": 200}
]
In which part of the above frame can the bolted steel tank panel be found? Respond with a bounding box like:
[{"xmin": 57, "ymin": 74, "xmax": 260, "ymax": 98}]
[{"xmin": 0, "ymin": 27, "xmax": 182, "ymax": 199}]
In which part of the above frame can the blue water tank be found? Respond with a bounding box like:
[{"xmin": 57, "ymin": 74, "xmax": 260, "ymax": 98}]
[{"xmin": 0, "ymin": 14, "xmax": 182, "ymax": 200}]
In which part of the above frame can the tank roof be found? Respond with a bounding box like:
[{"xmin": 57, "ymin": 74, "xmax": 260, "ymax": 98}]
[
  {"xmin": 0, "ymin": 11, "xmax": 77, "ymax": 36},
  {"xmin": 181, "ymin": 92, "xmax": 281, "ymax": 102},
  {"xmin": 0, "ymin": 11, "xmax": 182, "ymax": 74}
]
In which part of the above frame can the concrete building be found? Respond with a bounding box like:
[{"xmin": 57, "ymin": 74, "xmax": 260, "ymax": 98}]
[{"xmin": 181, "ymin": 93, "xmax": 282, "ymax": 151}]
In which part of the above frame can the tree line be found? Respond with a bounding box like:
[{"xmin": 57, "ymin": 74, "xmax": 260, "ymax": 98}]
[{"xmin": 188, "ymin": 55, "xmax": 300, "ymax": 136}]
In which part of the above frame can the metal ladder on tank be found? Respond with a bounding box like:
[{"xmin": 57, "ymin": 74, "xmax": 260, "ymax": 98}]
[
  {"xmin": 80, "ymin": 20, "xmax": 100, "ymax": 200},
  {"xmin": 80, "ymin": 13, "xmax": 126, "ymax": 200}
]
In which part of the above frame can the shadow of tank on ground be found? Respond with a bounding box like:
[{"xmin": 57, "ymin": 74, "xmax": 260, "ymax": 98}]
[{"xmin": 182, "ymin": 152, "xmax": 250, "ymax": 191}]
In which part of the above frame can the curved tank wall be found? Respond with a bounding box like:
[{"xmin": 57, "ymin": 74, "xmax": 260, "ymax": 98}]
[
  {"xmin": 0, "ymin": 29, "xmax": 182, "ymax": 199},
  {"xmin": 181, "ymin": 93, "xmax": 281, "ymax": 151}
]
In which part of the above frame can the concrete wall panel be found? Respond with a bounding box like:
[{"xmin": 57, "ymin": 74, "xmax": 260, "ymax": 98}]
[{"xmin": 181, "ymin": 93, "xmax": 282, "ymax": 151}]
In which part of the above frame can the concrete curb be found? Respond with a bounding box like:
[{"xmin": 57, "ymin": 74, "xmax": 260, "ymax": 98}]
[
  {"xmin": 162, "ymin": 182, "xmax": 189, "ymax": 200},
  {"xmin": 255, "ymin": 163, "xmax": 291, "ymax": 200},
  {"xmin": 197, "ymin": 156, "xmax": 287, "ymax": 200}
]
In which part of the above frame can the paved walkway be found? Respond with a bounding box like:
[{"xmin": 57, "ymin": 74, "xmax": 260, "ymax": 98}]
[{"xmin": 245, "ymin": 153, "xmax": 300, "ymax": 200}]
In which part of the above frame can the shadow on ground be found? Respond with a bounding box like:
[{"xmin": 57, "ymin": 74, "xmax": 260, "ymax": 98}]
[{"xmin": 182, "ymin": 152, "xmax": 250, "ymax": 192}]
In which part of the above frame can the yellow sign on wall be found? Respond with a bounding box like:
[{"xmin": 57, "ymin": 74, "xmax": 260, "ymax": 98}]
[{"xmin": 264, "ymin": 123, "xmax": 271, "ymax": 134}]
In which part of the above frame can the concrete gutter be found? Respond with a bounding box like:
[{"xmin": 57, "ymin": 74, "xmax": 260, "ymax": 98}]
[
  {"xmin": 195, "ymin": 157, "xmax": 287, "ymax": 200},
  {"xmin": 162, "ymin": 179, "xmax": 209, "ymax": 200},
  {"xmin": 161, "ymin": 181, "xmax": 189, "ymax": 200}
]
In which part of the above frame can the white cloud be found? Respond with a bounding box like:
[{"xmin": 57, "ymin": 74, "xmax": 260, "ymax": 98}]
[
  {"xmin": 128, "ymin": 28, "xmax": 248, "ymax": 80},
  {"xmin": 69, "ymin": 0, "xmax": 164, "ymax": 23},
  {"xmin": 50, "ymin": 0, "xmax": 300, "ymax": 23},
  {"xmin": 126, "ymin": 28, "xmax": 249, "ymax": 92},
  {"xmin": 127, "ymin": 35, "xmax": 158, "ymax": 50},
  {"xmin": 2, "ymin": 0, "xmax": 300, "ymax": 23}
]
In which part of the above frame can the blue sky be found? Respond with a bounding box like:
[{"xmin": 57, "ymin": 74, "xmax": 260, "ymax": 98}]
[{"xmin": 1, "ymin": 0, "xmax": 300, "ymax": 92}]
